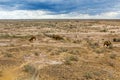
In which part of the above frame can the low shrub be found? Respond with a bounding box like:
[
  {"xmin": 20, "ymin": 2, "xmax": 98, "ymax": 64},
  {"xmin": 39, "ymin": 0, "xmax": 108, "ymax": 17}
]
[
  {"xmin": 23, "ymin": 64, "xmax": 36, "ymax": 74},
  {"xmin": 83, "ymin": 72, "xmax": 93, "ymax": 79},
  {"xmin": 113, "ymin": 38, "xmax": 120, "ymax": 42},
  {"xmin": 100, "ymin": 28, "xmax": 108, "ymax": 32},
  {"xmin": 109, "ymin": 54, "xmax": 116, "ymax": 59},
  {"xmin": 94, "ymin": 48, "xmax": 105, "ymax": 54},
  {"xmin": 44, "ymin": 33, "xmax": 64, "ymax": 41},
  {"xmin": 64, "ymin": 55, "xmax": 79, "ymax": 65},
  {"xmin": 68, "ymin": 49, "xmax": 80, "ymax": 55}
]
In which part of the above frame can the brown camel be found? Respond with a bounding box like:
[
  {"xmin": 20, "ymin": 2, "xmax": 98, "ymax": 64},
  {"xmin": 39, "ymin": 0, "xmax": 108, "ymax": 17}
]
[
  {"xmin": 29, "ymin": 36, "xmax": 36, "ymax": 42},
  {"xmin": 103, "ymin": 40, "xmax": 112, "ymax": 47}
]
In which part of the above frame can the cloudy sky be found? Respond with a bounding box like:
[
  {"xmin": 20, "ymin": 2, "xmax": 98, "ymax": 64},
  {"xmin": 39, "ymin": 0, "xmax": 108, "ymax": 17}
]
[{"xmin": 0, "ymin": 0, "xmax": 120, "ymax": 19}]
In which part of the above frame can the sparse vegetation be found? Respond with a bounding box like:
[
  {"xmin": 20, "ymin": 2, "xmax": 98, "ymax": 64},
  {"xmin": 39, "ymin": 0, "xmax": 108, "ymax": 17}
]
[
  {"xmin": 4, "ymin": 53, "xmax": 13, "ymax": 57},
  {"xmin": 50, "ymin": 49, "xmax": 60, "ymax": 55},
  {"xmin": 83, "ymin": 72, "xmax": 93, "ymax": 79},
  {"xmin": 44, "ymin": 33, "xmax": 64, "ymax": 41},
  {"xmin": 64, "ymin": 58, "xmax": 71, "ymax": 65},
  {"xmin": 94, "ymin": 48, "xmax": 105, "ymax": 54},
  {"xmin": 107, "ymin": 61, "xmax": 115, "ymax": 67},
  {"xmin": 113, "ymin": 38, "xmax": 120, "ymax": 42},
  {"xmin": 89, "ymin": 42, "xmax": 100, "ymax": 49},
  {"xmin": 100, "ymin": 28, "xmax": 108, "ymax": 32},
  {"xmin": 23, "ymin": 64, "xmax": 36, "ymax": 74},
  {"xmin": 0, "ymin": 20, "xmax": 119, "ymax": 80},
  {"xmin": 109, "ymin": 54, "xmax": 116, "ymax": 59},
  {"xmin": 64, "ymin": 55, "xmax": 79, "ymax": 65},
  {"xmin": 72, "ymin": 39, "xmax": 81, "ymax": 43},
  {"xmin": 68, "ymin": 49, "xmax": 80, "ymax": 55},
  {"xmin": 50, "ymin": 47, "xmax": 68, "ymax": 55},
  {"xmin": 0, "ymin": 34, "xmax": 31, "ymax": 39},
  {"xmin": 34, "ymin": 52, "xmax": 39, "ymax": 56}
]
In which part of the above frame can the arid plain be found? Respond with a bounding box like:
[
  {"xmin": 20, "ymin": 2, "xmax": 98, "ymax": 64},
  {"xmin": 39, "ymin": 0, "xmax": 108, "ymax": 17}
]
[{"xmin": 0, "ymin": 20, "xmax": 120, "ymax": 80}]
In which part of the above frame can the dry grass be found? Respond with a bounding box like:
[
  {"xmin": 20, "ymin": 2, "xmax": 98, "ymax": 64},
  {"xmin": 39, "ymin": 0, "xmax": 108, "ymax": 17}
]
[{"xmin": 0, "ymin": 20, "xmax": 120, "ymax": 80}]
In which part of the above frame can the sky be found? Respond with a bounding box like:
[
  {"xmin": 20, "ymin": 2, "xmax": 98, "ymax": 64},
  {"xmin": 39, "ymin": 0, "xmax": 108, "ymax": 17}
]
[{"xmin": 0, "ymin": 0, "xmax": 120, "ymax": 19}]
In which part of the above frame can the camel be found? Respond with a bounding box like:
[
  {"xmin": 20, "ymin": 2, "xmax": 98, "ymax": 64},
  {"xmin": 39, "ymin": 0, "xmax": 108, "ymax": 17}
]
[
  {"xmin": 29, "ymin": 36, "xmax": 36, "ymax": 42},
  {"xmin": 103, "ymin": 40, "xmax": 112, "ymax": 48}
]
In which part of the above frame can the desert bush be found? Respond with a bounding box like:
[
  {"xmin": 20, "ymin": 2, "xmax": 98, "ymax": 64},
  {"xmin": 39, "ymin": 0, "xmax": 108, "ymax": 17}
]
[
  {"xmin": 59, "ymin": 47, "xmax": 68, "ymax": 52},
  {"xmin": 50, "ymin": 49, "xmax": 60, "ymax": 55},
  {"xmin": 107, "ymin": 61, "xmax": 115, "ymax": 67},
  {"xmin": 51, "ymin": 34, "xmax": 64, "ymax": 40},
  {"xmin": 109, "ymin": 54, "xmax": 116, "ymax": 59},
  {"xmin": 68, "ymin": 55, "xmax": 79, "ymax": 61},
  {"xmin": 68, "ymin": 49, "xmax": 80, "ymax": 55},
  {"xmin": 44, "ymin": 33, "xmax": 64, "ymax": 41},
  {"xmin": 83, "ymin": 72, "xmax": 93, "ymax": 79},
  {"xmin": 94, "ymin": 48, "xmax": 105, "ymax": 54},
  {"xmin": 23, "ymin": 64, "xmax": 36, "ymax": 74},
  {"xmin": 64, "ymin": 55, "xmax": 79, "ymax": 65},
  {"xmin": 90, "ymin": 42, "xmax": 100, "ymax": 49},
  {"xmin": 100, "ymin": 28, "xmax": 108, "ymax": 32},
  {"xmin": 50, "ymin": 48, "xmax": 68, "ymax": 55},
  {"xmin": 4, "ymin": 53, "xmax": 13, "ymax": 57},
  {"xmin": 6, "ymin": 54, "xmax": 13, "ymax": 57},
  {"xmin": 110, "ymin": 31, "xmax": 115, "ymax": 33},
  {"xmin": 72, "ymin": 40, "xmax": 81, "ymax": 43},
  {"xmin": 108, "ymin": 45, "xmax": 113, "ymax": 49},
  {"xmin": 0, "ymin": 34, "xmax": 31, "ymax": 39},
  {"xmin": 51, "ymin": 48, "xmax": 62, "ymax": 55},
  {"xmin": 64, "ymin": 58, "xmax": 71, "ymax": 65},
  {"xmin": 86, "ymin": 40, "xmax": 100, "ymax": 49},
  {"xmin": 63, "ymin": 37, "xmax": 72, "ymax": 42},
  {"xmin": 0, "ymin": 34, "xmax": 11, "ymax": 38},
  {"xmin": 34, "ymin": 52, "xmax": 39, "ymax": 56},
  {"xmin": 113, "ymin": 38, "xmax": 120, "ymax": 42}
]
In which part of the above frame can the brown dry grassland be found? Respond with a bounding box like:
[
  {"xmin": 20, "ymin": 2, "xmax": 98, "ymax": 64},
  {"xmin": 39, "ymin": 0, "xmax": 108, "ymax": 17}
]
[{"xmin": 0, "ymin": 20, "xmax": 120, "ymax": 80}]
